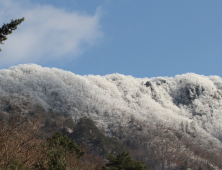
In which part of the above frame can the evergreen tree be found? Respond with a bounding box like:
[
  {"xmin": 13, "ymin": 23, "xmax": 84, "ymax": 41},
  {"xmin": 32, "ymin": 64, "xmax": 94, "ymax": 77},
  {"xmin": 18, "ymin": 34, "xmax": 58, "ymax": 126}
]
[
  {"xmin": 102, "ymin": 151, "xmax": 147, "ymax": 170},
  {"xmin": 65, "ymin": 116, "xmax": 129, "ymax": 156},
  {"xmin": 63, "ymin": 117, "xmax": 75, "ymax": 129},
  {"xmin": 0, "ymin": 17, "xmax": 25, "ymax": 51},
  {"xmin": 47, "ymin": 132, "xmax": 85, "ymax": 159},
  {"xmin": 44, "ymin": 119, "xmax": 51, "ymax": 128},
  {"xmin": 198, "ymin": 165, "xmax": 203, "ymax": 170},
  {"xmin": 10, "ymin": 157, "xmax": 25, "ymax": 170},
  {"xmin": 181, "ymin": 160, "xmax": 188, "ymax": 170},
  {"xmin": 35, "ymin": 132, "xmax": 85, "ymax": 170}
]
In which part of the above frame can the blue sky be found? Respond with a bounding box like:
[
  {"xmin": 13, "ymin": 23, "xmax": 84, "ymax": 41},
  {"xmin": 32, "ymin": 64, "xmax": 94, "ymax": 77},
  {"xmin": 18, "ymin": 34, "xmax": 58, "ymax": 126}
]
[{"xmin": 0, "ymin": 0, "xmax": 222, "ymax": 78}]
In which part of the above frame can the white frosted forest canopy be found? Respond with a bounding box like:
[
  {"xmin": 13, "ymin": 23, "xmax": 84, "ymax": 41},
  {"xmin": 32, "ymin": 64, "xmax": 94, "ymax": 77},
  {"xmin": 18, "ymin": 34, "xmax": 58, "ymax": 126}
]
[{"xmin": 0, "ymin": 64, "xmax": 222, "ymax": 147}]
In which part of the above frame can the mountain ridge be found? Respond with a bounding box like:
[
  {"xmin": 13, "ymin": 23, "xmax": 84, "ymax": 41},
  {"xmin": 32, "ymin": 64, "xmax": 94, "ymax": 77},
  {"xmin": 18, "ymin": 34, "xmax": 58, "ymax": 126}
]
[
  {"xmin": 0, "ymin": 64, "xmax": 222, "ymax": 169},
  {"xmin": 0, "ymin": 64, "xmax": 221, "ymax": 136}
]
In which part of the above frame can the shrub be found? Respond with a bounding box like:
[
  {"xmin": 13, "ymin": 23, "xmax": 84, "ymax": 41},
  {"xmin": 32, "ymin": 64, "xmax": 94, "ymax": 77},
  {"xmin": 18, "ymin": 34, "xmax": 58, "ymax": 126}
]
[
  {"xmin": 35, "ymin": 132, "xmax": 85, "ymax": 170},
  {"xmin": 103, "ymin": 151, "xmax": 147, "ymax": 170}
]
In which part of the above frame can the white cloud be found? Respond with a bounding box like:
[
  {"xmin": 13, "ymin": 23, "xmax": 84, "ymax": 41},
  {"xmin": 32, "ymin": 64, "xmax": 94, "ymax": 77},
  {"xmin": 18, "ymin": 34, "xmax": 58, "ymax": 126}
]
[{"xmin": 0, "ymin": 0, "xmax": 103, "ymax": 67}]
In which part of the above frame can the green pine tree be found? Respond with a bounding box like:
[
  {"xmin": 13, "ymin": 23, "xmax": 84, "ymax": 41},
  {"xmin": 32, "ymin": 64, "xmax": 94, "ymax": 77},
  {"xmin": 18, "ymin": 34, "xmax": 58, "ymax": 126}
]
[
  {"xmin": 0, "ymin": 17, "xmax": 25, "ymax": 51},
  {"xmin": 10, "ymin": 157, "xmax": 25, "ymax": 170},
  {"xmin": 63, "ymin": 117, "xmax": 75, "ymax": 129},
  {"xmin": 47, "ymin": 132, "xmax": 85, "ymax": 159},
  {"xmin": 102, "ymin": 151, "xmax": 147, "ymax": 170},
  {"xmin": 181, "ymin": 160, "xmax": 188, "ymax": 170},
  {"xmin": 35, "ymin": 132, "xmax": 85, "ymax": 170},
  {"xmin": 198, "ymin": 165, "xmax": 203, "ymax": 170}
]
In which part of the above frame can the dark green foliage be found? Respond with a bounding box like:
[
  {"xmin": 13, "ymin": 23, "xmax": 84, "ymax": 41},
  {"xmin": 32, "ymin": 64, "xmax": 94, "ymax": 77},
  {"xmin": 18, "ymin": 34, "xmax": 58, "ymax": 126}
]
[
  {"xmin": 175, "ymin": 130, "xmax": 183, "ymax": 140},
  {"xmin": 51, "ymin": 121, "xmax": 57, "ymax": 128},
  {"xmin": 199, "ymin": 165, "xmax": 203, "ymax": 170},
  {"xmin": 47, "ymin": 132, "xmax": 85, "ymax": 159},
  {"xmin": 129, "ymin": 116, "xmax": 135, "ymax": 124},
  {"xmin": 28, "ymin": 111, "xmax": 35, "ymax": 117},
  {"xmin": 63, "ymin": 116, "xmax": 129, "ymax": 156},
  {"xmin": 0, "ymin": 17, "xmax": 25, "ymax": 51},
  {"xmin": 35, "ymin": 132, "xmax": 85, "ymax": 170},
  {"xmin": 35, "ymin": 146, "xmax": 68, "ymax": 170},
  {"xmin": 0, "ymin": 112, "xmax": 5, "ymax": 122},
  {"xmin": 33, "ymin": 103, "xmax": 45, "ymax": 113},
  {"xmin": 10, "ymin": 157, "xmax": 25, "ymax": 170},
  {"xmin": 50, "ymin": 112, "xmax": 63, "ymax": 119},
  {"xmin": 5, "ymin": 105, "xmax": 13, "ymax": 112},
  {"xmin": 102, "ymin": 151, "xmax": 147, "ymax": 170},
  {"xmin": 44, "ymin": 119, "xmax": 57, "ymax": 129},
  {"xmin": 48, "ymin": 108, "xmax": 53, "ymax": 113},
  {"xmin": 63, "ymin": 117, "xmax": 75, "ymax": 129},
  {"xmin": 181, "ymin": 160, "xmax": 188, "ymax": 170},
  {"xmin": 44, "ymin": 119, "xmax": 51, "ymax": 128},
  {"xmin": 138, "ymin": 125, "xmax": 143, "ymax": 131}
]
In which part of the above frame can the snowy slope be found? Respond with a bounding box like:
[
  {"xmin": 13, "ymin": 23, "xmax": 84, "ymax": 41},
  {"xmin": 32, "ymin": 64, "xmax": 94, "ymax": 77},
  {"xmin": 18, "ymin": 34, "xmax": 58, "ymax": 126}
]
[{"xmin": 0, "ymin": 64, "xmax": 222, "ymax": 149}]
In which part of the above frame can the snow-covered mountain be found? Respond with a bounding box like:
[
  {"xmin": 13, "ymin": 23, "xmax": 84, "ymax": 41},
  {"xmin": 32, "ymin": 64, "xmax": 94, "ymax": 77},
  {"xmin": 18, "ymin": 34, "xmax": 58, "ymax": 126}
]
[{"xmin": 1, "ymin": 64, "xmax": 222, "ymax": 152}]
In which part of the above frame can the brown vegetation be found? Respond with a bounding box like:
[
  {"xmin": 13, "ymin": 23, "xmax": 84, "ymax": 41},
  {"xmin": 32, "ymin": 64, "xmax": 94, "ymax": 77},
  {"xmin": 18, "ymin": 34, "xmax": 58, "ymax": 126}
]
[{"xmin": 0, "ymin": 113, "xmax": 106, "ymax": 170}]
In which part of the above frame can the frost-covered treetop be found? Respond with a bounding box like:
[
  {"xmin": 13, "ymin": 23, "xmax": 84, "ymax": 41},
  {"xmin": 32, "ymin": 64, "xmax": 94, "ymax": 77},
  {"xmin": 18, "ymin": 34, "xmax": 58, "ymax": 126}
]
[{"xmin": 1, "ymin": 63, "xmax": 222, "ymax": 148}]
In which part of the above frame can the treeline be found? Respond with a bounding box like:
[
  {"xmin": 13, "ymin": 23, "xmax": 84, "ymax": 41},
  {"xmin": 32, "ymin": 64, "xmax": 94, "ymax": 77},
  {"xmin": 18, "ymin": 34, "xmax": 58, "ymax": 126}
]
[
  {"xmin": 0, "ymin": 112, "xmax": 208, "ymax": 170},
  {"xmin": 0, "ymin": 114, "xmax": 147, "ymax": 170}
]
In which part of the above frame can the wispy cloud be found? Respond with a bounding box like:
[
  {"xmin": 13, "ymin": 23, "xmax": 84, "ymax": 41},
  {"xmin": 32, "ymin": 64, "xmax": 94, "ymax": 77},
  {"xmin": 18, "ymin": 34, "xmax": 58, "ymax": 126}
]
[{"xmin": 0, "ymin": 0, "xmax": 103, "ymax": 68}]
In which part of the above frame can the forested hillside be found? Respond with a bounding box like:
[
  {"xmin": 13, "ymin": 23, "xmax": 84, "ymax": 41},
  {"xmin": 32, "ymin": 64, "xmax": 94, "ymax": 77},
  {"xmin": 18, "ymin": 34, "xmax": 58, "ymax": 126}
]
[{"xmin": 0, "ymin": 64, "xmax": 222, "ymax": 169}]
